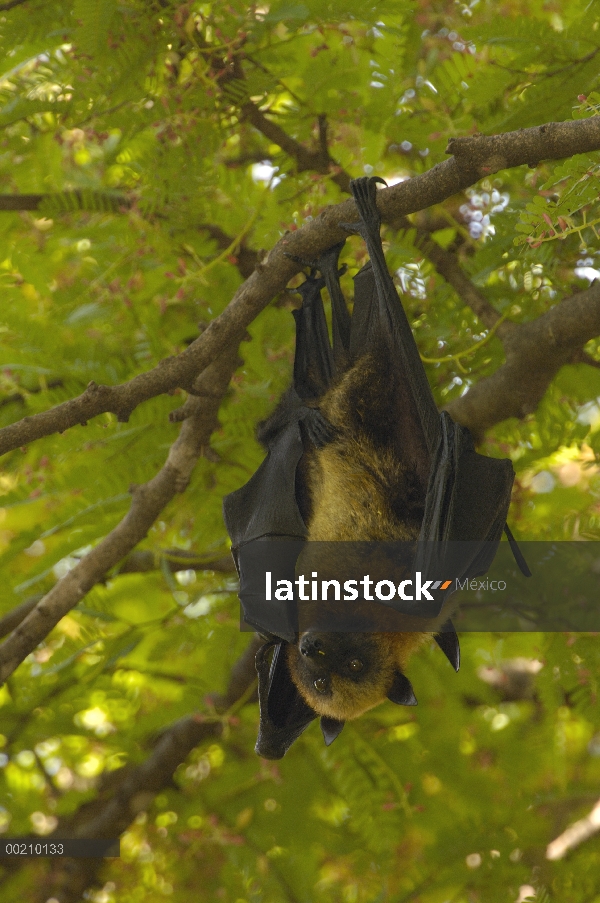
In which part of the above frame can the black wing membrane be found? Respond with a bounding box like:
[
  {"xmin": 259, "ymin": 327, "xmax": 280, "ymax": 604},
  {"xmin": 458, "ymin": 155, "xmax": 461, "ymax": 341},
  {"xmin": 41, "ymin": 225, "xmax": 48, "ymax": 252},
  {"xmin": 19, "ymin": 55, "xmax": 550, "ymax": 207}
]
[
  {"xmin": 222, "ymin": 267, "xmax": 336, "ymax": 643},
  {"xmin": 291, "ymin": 267, "xmax": 334, "ymax": 400},
  {"xmin": 343, "ymin": 177, "xmax": 441, "ymax": 458},
  {"xmin": 254, "ymin": 643, "xmax": 317, "ymax": 759},
  {"xmin": 343, "ymin": 177, "xmax": 529, "ymax": 592},
  {"xmin": 316, "ymin": 240, "xmax": 352, "ymax": 371},
  {"xmin": 223, "ymin": 267, "xmax": 342, "ymax": 758},
  {"xmin": 223, "ymin": 267, "xmax": 335, "ymax": 554}
]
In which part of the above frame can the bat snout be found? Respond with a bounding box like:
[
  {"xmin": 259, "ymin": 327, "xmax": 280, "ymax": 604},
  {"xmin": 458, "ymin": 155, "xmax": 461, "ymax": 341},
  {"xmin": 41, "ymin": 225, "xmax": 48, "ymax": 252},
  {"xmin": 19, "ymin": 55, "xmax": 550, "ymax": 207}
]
[{"xmin": 299, "ymin": 632, "xmax": 327, "ymax": 657}]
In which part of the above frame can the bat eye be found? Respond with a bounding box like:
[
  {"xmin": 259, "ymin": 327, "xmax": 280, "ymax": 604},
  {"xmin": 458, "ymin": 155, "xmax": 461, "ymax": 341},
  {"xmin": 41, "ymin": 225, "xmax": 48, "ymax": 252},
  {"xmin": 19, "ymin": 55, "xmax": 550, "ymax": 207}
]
[
  {"xmin": 348, "ymin": 659, "xmax": 363, "ymax": 673},
  {"xmin": 314, "ymin": 677, "xmax": 328, "ymax": 693}
]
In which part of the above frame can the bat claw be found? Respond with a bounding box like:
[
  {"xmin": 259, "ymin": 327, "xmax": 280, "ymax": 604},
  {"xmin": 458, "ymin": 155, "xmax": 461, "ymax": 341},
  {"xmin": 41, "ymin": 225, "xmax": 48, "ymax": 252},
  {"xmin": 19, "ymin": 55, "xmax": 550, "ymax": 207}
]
[
  {"xmin": 320, "ymin": 716, "xmax": 345, "ymax": 745},
  {"xmin": 290, "ymin": 272, "xmax": 325, "ymax": 298},
  {"xmin": 314, "ymin": 240, "xmax": 346, "ymax": 272},
  {"xmin": 434, "ymin": 621, "xmax": 460, "ymax": 671},
  {"xmin": 349, "ymin": 176, "xmax": 383, "ymax": 237},
  {"xmin": 387, "ymin": 671, "xmax": 418, "ymax": 706},
  {"xmin": 286, "ymin": 242, "xmax": 347, "ymax": 278}
]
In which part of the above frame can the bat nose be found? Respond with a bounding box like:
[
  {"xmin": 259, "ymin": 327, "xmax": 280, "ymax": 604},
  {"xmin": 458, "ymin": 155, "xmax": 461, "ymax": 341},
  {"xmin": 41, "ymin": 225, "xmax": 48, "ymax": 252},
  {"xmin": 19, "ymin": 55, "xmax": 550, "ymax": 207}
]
[{"xmin": 299, "ymin": 633, "xmax": 325, "ymax": 657}]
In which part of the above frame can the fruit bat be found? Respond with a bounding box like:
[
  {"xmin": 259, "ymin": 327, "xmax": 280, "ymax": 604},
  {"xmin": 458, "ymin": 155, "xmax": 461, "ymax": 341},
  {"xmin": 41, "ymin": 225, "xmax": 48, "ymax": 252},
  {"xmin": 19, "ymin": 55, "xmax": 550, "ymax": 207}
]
[{"xmin": 223, "ymin": 177, "xmax": 529, "ymax": 759}]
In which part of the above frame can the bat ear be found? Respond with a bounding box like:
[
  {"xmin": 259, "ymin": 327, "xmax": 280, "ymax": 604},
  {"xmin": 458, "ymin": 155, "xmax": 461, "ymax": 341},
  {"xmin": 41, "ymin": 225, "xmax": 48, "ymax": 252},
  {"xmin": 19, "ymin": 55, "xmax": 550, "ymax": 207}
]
[
  {"xmin": 434, "ymin": 620, "xmax": 460, "ymax": 671},
  {"xmin": 254, "ymin": 643, "xmax": 317, "ymax": 759},
  {"xmin": 387, "ymin": 671, "xmax": 418, "ymax": 706},
  {"xmin": 320, "ymin": 716, "xmax": 345, "ymax": 746}
]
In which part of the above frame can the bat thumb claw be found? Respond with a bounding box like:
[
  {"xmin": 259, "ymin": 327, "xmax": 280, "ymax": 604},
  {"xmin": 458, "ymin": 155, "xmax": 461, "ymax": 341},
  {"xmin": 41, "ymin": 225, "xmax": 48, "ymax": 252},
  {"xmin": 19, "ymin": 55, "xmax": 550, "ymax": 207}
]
[
  {"xmin": 434, "ymin": 621, "xmax": 460, "ymax": 671},
  {"xmin": 320, "ymin": 716, "xmax": 345, "ymax": 745},
  {"xmin": 387, "ymin": 671, "xmax": 418, "ymax": 706}
]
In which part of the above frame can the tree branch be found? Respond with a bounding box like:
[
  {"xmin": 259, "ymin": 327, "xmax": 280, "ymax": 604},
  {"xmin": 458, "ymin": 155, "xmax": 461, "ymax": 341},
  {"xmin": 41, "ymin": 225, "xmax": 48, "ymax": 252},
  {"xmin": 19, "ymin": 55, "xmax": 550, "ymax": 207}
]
[
  {"xmin": 446, "ymin": 280, "xmax": 600, "ymax": 435},
  {"xmin": 2, "ymin": 117, "xmax": 600, "ymax": 458},
  {"xmin": 0, "ymin": 549, "xmax": 235, "ymax": 640},
  {"xmin": 416, "ymin": 230, "xmax": 508, "ymax": 334},
  {"xmin": 391, "ymin": 212, "xmax": 507, "ymax": 333},
  {"xmin": 241, "ymin": 100, "xmax": 352, "ymax": 193},
  {"xmin": 0, "ymin": 340, "xmax": 243, "ymax": 683},
  {"xmin": 116, "ymin": 548, "xmax": 236, "ymax": 575},
  {"xmin": 197, "ymin": 222, "xmax": 259, "ymax": 278},
  {"xmin": 0, "ymin": 191, "xmax": 130, "ymax": 212},
  {"xmin": 0, "ymin": 0, "xmax": 31, "ymax": 10},
  {"xmin": 546, "ymin": 797, "xmax": 600, "ymax": 860},
  {"xmin": 0, "ymin": 596, "xmax": 41, "ymax": 640},
  {"xmin": 0, "ymin": 379, "xmax": 63, "ymax": 409}
]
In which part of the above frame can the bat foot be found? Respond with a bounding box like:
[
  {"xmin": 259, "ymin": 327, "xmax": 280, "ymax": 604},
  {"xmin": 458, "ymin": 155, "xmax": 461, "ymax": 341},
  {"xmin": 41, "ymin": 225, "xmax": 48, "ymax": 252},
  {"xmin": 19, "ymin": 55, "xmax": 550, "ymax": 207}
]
[
  {"xmin": 314, "ymin": 240, "xmax": 346, "ymax": 276},
  {"xmin": 339, "ymin": 220, "xmax": 366, "ymax": 239},
  {"xmin": 285, "ymin": 245, "xmax": 347, "ymax": 281},
  {"xmin": 290, "ymin": 272, "xmax": 325, "ymax": 300},
  {"xmin": 349, "ymin": 176, "xmax": 385, "ymax": 237},
  {"xmin": 300, "ymin": 408, "xmax": 336, "ymax": 447}
]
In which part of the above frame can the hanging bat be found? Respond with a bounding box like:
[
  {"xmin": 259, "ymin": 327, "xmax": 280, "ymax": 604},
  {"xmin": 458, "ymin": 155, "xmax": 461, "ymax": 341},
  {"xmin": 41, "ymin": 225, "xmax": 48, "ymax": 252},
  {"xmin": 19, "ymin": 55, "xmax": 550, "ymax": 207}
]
[{"xmin": 223, "ymin": 177, "xmax": 529, "ymax": 759}]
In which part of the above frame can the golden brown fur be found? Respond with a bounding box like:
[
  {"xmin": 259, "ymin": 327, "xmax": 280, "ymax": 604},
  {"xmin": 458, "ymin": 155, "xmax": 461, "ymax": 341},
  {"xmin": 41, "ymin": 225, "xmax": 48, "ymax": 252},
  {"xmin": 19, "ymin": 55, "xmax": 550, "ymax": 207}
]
[{"xmin": 286, "ymin": 349, "xmax": 437, "ymax": 720}]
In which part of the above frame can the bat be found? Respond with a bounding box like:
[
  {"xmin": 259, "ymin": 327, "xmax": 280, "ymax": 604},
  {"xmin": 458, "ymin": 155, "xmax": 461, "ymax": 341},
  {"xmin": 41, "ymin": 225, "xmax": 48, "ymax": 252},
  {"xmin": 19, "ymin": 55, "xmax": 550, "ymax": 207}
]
[{"xmin": 223, "ymin": 177, "xmax": 529, "ymax": 759}]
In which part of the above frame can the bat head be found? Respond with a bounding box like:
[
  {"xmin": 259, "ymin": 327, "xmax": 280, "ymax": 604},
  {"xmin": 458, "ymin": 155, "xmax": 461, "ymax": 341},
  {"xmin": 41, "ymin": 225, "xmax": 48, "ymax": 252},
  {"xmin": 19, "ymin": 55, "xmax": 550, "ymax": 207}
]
[{"xmin": 286, "ymin": 630, "xmax": 420, "ymax": 720}]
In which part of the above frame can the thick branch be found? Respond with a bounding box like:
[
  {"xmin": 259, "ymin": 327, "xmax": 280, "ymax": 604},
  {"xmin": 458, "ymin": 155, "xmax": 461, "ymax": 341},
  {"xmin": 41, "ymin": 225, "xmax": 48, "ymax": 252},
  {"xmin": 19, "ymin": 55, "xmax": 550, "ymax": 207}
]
[
  {"xmin": 0, "ymin": 341, "xmax": 243, "ymax": 683},
  {"xmin": 446, "ymin": 280, "xmax": 600, "ymax": 435},
  {"xmin": 2, "ymin": 117, "xmax": 600, "ymax": 458}
]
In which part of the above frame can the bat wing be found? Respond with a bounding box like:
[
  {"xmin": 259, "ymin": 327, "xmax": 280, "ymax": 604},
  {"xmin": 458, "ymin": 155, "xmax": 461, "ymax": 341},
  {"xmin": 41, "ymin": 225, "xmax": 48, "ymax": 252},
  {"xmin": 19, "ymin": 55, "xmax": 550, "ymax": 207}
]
[
  {"xmin": 415, "ymin": 411, "xmax": 516, "ymax": 586},
  {"xmin": 255, "ymin": 643, "xmax": 317, "ymax": 759},
  {"xmin": 292, "ymin": 268, "xmax": 334, "ymax": 399},
  {"xmin": 223, "ymin": 266, "xmax": 339, "ymax": 640},
  {"xmin": 227, "ymin": 253, "xmax": 357, "ymax": 755},
  {"xmin": 345, "ymin": 178, "xmax": 441, "ymax": 460},
  {"xmin": 223, "ymin": 268, "xmax": 335, "ymax": 541},
  {"xmin": 346, "ymin": 177, "xmax": 529, "ymax": 599},
  {"xmin": 254, "ymin": 641, "xmax": 344, "ymax": 758}
]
